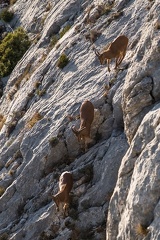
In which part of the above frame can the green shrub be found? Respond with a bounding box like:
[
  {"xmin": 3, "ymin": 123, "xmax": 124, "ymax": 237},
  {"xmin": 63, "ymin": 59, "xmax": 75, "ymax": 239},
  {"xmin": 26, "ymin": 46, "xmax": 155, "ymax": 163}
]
[
  {"xmin": 50, "ymin": 35, "xmax": 59, "ymax": 48},
  {"xmin": 0, "ymin": 8, "xmax": 14, "ymax": 22},
  {"xmin": 57, "ymin": 54, "xmax": 69, "ymax": 69},
  {"xmin": 59, "ymin": 25, "xmax": 71, "ymax": 38},
  {"xmin": 49, "ymin": 137, "xmax": 59, "ymax": 147},
  {"xmin": 0, "ymin": 27, "xmax": 31, "ymax": 77}
]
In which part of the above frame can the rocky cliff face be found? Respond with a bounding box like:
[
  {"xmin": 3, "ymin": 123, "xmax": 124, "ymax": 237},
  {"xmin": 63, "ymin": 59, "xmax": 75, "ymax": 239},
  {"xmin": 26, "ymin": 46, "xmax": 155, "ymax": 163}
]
[{"xmin": 0, "ymin": 0, "xmax": 159, "ymax": 239}]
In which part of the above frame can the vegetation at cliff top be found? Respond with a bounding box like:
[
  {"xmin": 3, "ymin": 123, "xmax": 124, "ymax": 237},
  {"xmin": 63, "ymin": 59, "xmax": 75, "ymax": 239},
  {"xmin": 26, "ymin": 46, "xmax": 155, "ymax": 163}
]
[{"xmin": 0, "ymin": 27, "xmax": 31, "ymax": 77}]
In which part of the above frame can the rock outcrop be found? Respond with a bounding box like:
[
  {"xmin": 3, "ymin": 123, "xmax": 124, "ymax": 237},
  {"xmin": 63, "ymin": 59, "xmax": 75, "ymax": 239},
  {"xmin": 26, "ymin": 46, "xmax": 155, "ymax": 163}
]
[{"xmin": 0, "ymin": 0, "xmax": 159, "ymax": 239}]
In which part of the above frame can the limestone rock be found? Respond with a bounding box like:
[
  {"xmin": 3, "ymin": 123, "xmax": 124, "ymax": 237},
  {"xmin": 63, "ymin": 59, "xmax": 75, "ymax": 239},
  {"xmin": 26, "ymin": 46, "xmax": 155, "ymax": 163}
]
[{"xmin": 0, "ymin": 0, "xmax": 159, "ymax": 239}]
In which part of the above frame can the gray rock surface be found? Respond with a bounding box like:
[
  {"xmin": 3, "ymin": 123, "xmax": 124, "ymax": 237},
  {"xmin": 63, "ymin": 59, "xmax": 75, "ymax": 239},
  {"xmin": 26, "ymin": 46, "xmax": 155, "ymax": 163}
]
[{"xmin": 0, "ymin": 0, "xmax": 159, "ymax": 239}]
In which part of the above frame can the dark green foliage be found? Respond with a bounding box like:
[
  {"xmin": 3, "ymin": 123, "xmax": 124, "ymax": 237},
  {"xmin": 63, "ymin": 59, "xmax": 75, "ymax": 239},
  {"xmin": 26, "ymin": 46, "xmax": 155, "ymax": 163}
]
[
  {"xmin": 0, "ymin": 8, "xmax": 14, "ymax": 22},
  {"xmin": 57, "ymin": 53, "xmax": 69, "ymax": 69},
  {"xmin": 49, "ymin": 137, "xmax": 59, "ymax": 147},
  {"xmin": 50, "ymin": 35, "xmax": 59, "ymax": 48},
  {"xmin": 0, "ymin": 27, "xmax": 31, "ymax": 77}
]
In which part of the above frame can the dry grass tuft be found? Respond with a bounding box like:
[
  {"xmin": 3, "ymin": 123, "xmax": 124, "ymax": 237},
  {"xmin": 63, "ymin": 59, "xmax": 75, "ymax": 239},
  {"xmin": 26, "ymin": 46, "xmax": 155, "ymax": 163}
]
[
  {"xmin": 102, "ymin": 3, "xmax": 114, "ymax": 15},
  {"xmin": 59, "ymin": 25, "xmax": 71, "ymax": 38},
  {"xmin": 8, "ymin": 169, "xmax": 15, "ymax": 176},
  {"xmin": 10, "ymin": 0, "xmax": 17, "ymax": 5},
  {"xmin": 0, "ymin": 186, "xmax": 5, "ymax": 197},
  {"xmin": 108, "ymin": 11, "xmax": 123, "ymax": 24},
  {"xmin": 46, "ymin": 2, "xmax": 52, "ymax": 11},
  {"xmin": 0, "ymin": 114, "xmax": 6, "ymax": 131},
  {"xmin": 34, "ymin": 81, "xmax": 41, "ymax": 89},
  {"xmin": 103, "ymin": 84, "xmax": 111, "ymax": 97},
  {"xmin": 50, "ymin": 35, "xmax": 59, "ymax": 48},
  {"xmin": 26, "ymin": 112, "xmax": 43, "ymax": 129},
  {"xmin": 135, "ymin": 223, "xmax": 149, "ymax": 236},
  {"xmin": 36, "ymin": 89, "xmax": 46, "ymax": 97},
  {"xmin": 85, "ymin": 29, "xmax": 101, "ymax": 43},
  {"xmin": 57, "ymin": 54, "xmax": 69, "ymax": 69},
  {"xmin": 155, "ymin": 20, "xmax": 160, "ymax": 30}
]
